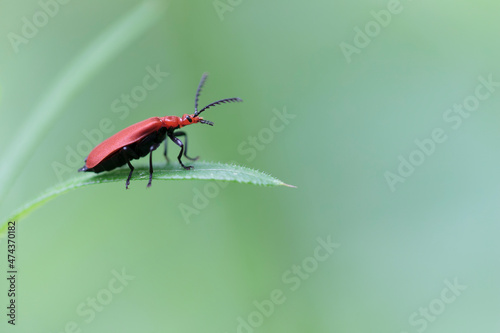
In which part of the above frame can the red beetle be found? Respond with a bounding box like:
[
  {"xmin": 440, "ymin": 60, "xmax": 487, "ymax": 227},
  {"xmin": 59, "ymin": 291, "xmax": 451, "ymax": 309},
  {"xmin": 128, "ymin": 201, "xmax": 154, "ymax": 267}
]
[{"xmin": 79, "ymin": 73, "xmax": 242, "ymax": 188}]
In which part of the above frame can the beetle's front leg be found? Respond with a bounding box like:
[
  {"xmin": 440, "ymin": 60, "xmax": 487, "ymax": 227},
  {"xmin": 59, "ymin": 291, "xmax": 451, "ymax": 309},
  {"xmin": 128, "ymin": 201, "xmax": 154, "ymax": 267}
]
[
  {"xmin": 168, "ymin": 133, "xmax": 193, "ymax": 170},
  {"xmin": 174, "ymin": 131, "xmax": 199, "ymax": 161}
]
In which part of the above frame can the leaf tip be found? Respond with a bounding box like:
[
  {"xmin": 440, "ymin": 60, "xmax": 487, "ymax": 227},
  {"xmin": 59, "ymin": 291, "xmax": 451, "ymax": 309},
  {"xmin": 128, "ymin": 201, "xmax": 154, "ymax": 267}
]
[{"xmin": 281, "ymin": 182, "xmax": 297, "ymax": 188}]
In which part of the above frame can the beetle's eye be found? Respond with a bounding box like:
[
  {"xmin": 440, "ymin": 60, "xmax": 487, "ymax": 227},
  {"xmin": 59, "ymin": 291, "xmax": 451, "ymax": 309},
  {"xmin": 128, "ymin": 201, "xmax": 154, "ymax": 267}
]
[{"xmin": 186, "ymin": 115, "xmax": 192, "ymax": 122}]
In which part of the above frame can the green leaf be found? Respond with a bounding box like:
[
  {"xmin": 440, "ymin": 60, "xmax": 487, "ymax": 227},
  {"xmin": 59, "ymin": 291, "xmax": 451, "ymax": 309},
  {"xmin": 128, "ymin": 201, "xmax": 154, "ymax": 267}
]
[{"xmin": 0, "ymin": 162, "xmax": 295, "ymax": 235}]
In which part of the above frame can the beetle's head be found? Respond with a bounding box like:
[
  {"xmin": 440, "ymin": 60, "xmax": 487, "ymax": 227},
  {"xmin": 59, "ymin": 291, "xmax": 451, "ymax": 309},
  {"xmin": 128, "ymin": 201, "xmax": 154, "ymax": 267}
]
[
  {"xmin": 179, "ymin": 114, "xmax": 214, "ymax": 127},
  {"xmin": 187, "ymin": 73, "xmax": 242, "ymax": 127}
]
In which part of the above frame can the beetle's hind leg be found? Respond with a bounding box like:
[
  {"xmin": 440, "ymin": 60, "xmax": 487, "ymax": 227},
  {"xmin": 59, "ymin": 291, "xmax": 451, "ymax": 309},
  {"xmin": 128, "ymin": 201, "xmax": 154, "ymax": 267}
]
[
  {"xmin": 125, "ymin": 161, "xmax": 134, "ymax": 189},
  {"xmin": 163, "ymin": 138, "xmax": 170, "ymax": 164},
  {"xmin": 121, "ymin": 146, "xmax": 139, "ymax": 189},
  {"xmin": 174, "ymin": 131, "xmax": 199, "ymax": 161},
  {"xmin": 147, "ymin": 145, "xmax": 155, "ymax": 188}
]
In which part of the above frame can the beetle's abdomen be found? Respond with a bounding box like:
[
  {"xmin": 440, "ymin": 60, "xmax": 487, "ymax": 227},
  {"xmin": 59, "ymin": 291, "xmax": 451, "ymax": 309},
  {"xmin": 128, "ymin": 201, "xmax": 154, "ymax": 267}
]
[{"xmin": 81, "ymin": 127, "xmax": 167, "ymax": 173}]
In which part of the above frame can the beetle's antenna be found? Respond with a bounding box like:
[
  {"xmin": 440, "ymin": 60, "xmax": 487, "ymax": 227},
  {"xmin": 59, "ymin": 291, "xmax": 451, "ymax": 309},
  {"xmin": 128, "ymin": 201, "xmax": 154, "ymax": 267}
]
[
  {"xmin": 194, "ymin": 73, "xmax": 209, "ymax": 115},
  {"xmin": 197, "ymin": 98, "xmax": 243, "ymax": 115},
  {"xmin": 199, "ymin": 119, "xmax": 214, "ymax": 126}
]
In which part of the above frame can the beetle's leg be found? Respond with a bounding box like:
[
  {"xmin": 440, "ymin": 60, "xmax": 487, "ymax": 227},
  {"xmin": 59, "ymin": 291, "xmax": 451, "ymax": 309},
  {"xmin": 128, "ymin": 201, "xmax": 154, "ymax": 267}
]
[
  {"xmin": 122, "ymin": 146, "xmax": 139, "ymax": 189},
  {"xmin": 147, "ymin": 145, "xmax": 155, "ymax": 188},
  {"xmin": 174, "ymin": 131, "xmax": 199, "ymax": 161},
  {"xmin": 163, "ymin": 138, "xmax": 170, "ymax": 164},
  {"xmin": 168, "ymin": 133, "xmax": 193, "ymax": 170},
  {"xmin": 125, "ymin": 161, "xmax": 134, "ymax": 189}
]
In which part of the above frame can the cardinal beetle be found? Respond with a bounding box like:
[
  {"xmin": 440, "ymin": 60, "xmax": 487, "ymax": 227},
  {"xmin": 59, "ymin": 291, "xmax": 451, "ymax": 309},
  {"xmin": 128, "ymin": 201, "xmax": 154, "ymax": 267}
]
[{"xmin": 78, "ymin": 73, "xmax": 242, "ymax": 189}]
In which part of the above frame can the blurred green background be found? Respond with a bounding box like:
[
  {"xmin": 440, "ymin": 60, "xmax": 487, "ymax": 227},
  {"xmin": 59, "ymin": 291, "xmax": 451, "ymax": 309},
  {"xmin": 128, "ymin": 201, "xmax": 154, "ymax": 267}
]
[{"xmin": 1, "ymin": 0, "xmax": 500, "ymax": 332}]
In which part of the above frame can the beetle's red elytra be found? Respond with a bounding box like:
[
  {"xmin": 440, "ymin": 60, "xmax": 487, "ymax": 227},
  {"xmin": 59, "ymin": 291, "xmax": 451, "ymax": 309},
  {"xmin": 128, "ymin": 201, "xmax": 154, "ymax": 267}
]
[{"xmin": 78, "ymin": 73, "xmax": 242, "ymax": 189}]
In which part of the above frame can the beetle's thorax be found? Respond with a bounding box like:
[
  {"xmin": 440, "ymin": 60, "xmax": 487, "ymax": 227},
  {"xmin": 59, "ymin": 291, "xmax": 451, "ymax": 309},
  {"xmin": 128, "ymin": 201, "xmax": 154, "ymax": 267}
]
[{"xmin": 160, "ymin": 116, "xmax": 181, "ymax": 129}]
